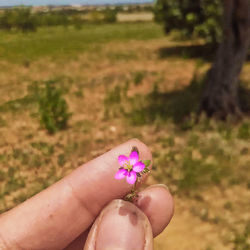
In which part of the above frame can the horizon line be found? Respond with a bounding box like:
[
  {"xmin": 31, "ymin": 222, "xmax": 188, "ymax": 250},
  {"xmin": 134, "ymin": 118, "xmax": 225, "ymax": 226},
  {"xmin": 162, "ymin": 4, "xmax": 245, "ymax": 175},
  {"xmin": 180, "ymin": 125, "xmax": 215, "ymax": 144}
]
[{"xmin": 0, "ymin": 0, "xmax": 154, "ymax": 7}]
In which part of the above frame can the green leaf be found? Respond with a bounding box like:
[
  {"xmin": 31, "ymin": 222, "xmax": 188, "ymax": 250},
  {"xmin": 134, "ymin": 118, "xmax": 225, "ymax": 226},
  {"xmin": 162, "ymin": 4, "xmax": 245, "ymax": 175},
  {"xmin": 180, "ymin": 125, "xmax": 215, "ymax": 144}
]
[{"xmin": 142, "ymin": 160, "xmax": 151, "ymax": 168}]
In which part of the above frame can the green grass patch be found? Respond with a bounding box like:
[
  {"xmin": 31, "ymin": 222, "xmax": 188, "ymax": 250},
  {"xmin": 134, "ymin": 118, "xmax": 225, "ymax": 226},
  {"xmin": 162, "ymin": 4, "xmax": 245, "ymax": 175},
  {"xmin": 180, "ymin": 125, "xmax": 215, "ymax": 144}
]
[
  {"xmin": 238, "ymin": 122, "xmax": 250, "ymax": 140},
  {"xmin": 133, "ymin": 70, "xmax": 146, "ymax": 86},
  {"xmin": 0, "ymin": 22, "xmax": 163, "ymax": 62},
  {"xmin": 0, "ymin": 94, "xmax": 36, "ymax": 113},
  {"xmin": 3, "ymin": 167, "xmax": 25, "ymax": 195}
]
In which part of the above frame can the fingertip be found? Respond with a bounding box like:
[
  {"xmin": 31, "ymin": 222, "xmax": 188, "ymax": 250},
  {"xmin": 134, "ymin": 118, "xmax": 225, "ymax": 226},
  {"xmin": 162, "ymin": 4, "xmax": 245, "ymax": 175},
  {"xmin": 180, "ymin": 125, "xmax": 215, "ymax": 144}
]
[
  {"xmin": 135, "ymin": 184, "xmax": 174, "ymax": 237},
  {"xmin": 84, "ymin": 200, "xmax": 153, "ymax": 250},
  {"xmin": 128, "ymin": 138, "xmax": 152, "ymax": 163}
]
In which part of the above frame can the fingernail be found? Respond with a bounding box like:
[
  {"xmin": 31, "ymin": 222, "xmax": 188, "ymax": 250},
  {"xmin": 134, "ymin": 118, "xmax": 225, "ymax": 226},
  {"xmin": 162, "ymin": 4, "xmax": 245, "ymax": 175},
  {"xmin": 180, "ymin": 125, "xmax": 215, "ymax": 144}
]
[
  {"xmin": 84, "ymin": 199, "xmax": 153, "ymax": 250},
  {"xmin": 147, "ymin": 184, "xmax": 169, "ymax": 190}
]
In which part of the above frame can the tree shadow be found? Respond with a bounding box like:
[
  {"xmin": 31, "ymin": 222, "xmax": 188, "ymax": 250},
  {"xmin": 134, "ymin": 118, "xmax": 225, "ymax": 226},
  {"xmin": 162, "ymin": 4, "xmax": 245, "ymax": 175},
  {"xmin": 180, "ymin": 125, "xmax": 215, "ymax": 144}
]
[
  {"xmin": 157, "ymin": 44, "xmax": 250, "ymax": 62},
  {"xmin": 128, "ymin": 77, "xmax": 250, "ymax": 128},
  {"xmin": 128, "ymin": 75, "xmax": 203, "ymax": 128},
  {"xmin": 157, "ymin": 44, "xmax": 216, "ymax": 61}
]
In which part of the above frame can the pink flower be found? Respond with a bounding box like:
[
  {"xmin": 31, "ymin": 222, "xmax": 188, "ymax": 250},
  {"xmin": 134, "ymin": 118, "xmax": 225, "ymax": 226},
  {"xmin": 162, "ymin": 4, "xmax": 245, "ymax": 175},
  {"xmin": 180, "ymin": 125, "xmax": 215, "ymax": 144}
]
[{"xmin": 115, "ymin": 151, "xmax": 145, "ymax": 185}]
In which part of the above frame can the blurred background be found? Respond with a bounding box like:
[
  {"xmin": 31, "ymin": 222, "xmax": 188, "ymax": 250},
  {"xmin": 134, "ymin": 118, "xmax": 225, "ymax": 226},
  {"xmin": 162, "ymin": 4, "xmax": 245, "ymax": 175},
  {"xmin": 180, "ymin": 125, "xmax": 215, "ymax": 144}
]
[{"xmin": 0, "ymin": 0, "xmax": 249, "ymax": 249}]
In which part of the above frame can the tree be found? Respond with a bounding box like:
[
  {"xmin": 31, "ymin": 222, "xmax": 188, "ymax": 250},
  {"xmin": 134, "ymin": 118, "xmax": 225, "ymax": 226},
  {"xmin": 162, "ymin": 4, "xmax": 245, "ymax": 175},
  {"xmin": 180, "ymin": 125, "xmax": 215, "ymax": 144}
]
[
  {"xmin": 200, "ymin": 0, "xmax": 250, "ymax": 119},
  {"xmin": 0, "ymin": 8, "xmax": 37, "ymax": 32},
  {"xmin": 155, "ymin": 0, "xmax": 250, "ymax": 119},
  {"xmin": 154, "ymin": 0, "xmax": 223, "ymax": 45},
  {"xmin": 13, "ymin": 8, "xmax": 37, "ymax": 32}
]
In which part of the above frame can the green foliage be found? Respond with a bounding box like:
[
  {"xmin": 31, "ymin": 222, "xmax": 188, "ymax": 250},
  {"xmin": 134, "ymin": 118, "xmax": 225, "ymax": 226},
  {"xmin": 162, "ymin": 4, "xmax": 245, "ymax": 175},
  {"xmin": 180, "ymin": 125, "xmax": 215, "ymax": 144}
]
[
  {"xmin": 88, "ymin": 9, "xmax": 117, "ymax": 24},
  {"xmin": 238, "ymin": 122, "xmax": 250, "ymax": 140},
  {"xmin": 31, "ymin": 141, "xmax": 54, "ymax": 156},
  {"xmin": 4, "ymin": 167, "xmax": 25, "ymax": 195},
  {"xmin": 194, "ymin": 0, "xmax": 223, "ymax": 45},
  {"xmin": 154, "ymin": 0, "xmax": 223, "ymax": 45},
  {"xmin": 104, "ymin": 85, "xmax": 122, "ymax": 105},
  {"xmin": 0, "ymin": 10, "xmax": 12, "ymax": 31},
  {"xmin": 0, "ymin": 7, "xmax": 37, "ymax": 32},
  {"xmin": 38, "ymin": 12, "xmax": 69, "ymax": 27},
  {"xmin": 37, "ymin": 80, "xmax": 71, "ymax": 134},
  {"xmin": 88, "ymin": 11, "xmax": 104, "ymax": 23},
  {"xmin": 154, "ymin": 135, "xmax": 234, "ymax": 194},
  {"xmin": 133, "ymin": 71, "xmax": 145, "ymax": 86},
  {"xmin": 0, "ymin": 8, "xmax": 76, "ymax": 31},
  {"xmin": 103, "ymin": 9, "xmax": 117, "ymax": 23},
  {"xmin": 71, "ymin": 15, "xmax": 83, "ymax": 30},
  {"xmin": 142, "ymin": 160, "xmax": 151, "ymax": 168},
  {"xmin": 0, "ymin": 94, "xmax": 36, "ymax": 114},
  {"xmin": 233, "ymin": 221, "xmax": 250, "ymax": 250},
  {"xmin": 104, "ymin": 85, "xmax": 123, "ymax": 118},
  {"xmin": 0, "ymin": 7, "xmax": 116, "ymax": 32},
  {"xmin": 57, "ymin": 153, "xmax": 66, "ymax": 167},
  {"xmin": 179, "ymin": 156, "xmax": 223, "ymax": 191},
  {"xmin": 0, "ymin": 4, "xmax": 154, "ymax": 35}
]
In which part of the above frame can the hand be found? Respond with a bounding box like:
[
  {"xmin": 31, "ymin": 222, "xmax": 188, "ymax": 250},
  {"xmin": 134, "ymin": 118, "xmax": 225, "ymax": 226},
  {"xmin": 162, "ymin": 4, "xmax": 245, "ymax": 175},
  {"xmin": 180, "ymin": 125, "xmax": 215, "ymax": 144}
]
[{"xmin": 0, "ymin": 139, "xmax": 174, "ymax": 250}]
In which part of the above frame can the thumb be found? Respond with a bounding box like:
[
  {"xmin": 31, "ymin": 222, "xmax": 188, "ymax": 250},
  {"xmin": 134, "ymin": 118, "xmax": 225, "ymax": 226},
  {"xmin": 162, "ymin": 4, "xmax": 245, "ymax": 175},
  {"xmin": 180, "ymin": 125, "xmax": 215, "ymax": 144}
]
[{"xmin": 84, "ymin": 199, "xmax": 153, "ymax": 250}]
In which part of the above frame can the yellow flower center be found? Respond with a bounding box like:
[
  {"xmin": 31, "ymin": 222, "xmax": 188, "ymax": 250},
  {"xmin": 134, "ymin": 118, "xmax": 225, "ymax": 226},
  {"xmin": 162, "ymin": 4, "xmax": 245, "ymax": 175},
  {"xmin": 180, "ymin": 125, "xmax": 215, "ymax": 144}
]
[{"xmin": 124, "ymin": 161, "xmax": 133, "ymax": 172}]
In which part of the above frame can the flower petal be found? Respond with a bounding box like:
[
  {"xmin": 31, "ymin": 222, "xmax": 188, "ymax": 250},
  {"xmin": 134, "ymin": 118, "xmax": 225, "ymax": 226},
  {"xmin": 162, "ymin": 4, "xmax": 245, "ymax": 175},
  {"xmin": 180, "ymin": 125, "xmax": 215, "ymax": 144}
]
[
  {"xmin": 118, "ymin": 155, "xmax": 129, "ymax": 166},
  {"xmin": 115, "ymin": 169, "xmax": 128, "ymax": 179},
  {"xmin": 126, "ymin": 171, "xmax": 137, "ymax": 185},
  {"xmin": 129, "ymin": 151, "xmax": 139, "ymax": 165},
  {"xmin": 133, "ymin": 161, "xmax": 145, "ymax": 172}
]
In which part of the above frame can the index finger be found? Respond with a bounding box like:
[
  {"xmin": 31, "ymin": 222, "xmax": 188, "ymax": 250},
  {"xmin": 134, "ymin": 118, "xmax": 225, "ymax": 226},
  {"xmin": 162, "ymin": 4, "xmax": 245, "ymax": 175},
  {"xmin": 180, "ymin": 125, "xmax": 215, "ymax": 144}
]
[{"xmin": 0, "ymin": 139, "xmax": 152, "ymax": 250}]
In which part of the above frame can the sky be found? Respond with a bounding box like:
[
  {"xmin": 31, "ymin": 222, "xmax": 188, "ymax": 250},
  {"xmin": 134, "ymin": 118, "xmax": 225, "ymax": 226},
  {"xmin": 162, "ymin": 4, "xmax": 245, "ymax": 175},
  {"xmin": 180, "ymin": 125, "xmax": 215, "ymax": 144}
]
[{"xmin": 0, "ymin": 0, "xmax": 154, "ymax": 6}]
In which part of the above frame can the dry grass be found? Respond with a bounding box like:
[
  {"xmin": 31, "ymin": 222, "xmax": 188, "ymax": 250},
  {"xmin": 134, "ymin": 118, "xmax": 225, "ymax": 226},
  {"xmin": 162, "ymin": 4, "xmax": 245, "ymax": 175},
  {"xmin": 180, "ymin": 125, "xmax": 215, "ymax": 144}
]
[{"xmin": 117, "ymin": 12, "xmax": 154, "ymax": 22}]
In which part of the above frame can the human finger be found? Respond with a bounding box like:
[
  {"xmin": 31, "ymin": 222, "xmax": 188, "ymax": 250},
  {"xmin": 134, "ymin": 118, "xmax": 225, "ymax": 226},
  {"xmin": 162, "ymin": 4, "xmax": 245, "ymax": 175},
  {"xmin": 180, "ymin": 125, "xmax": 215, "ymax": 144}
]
[
  {"xmin": 135, "ymin": 184, "xmax": 174, "ymax": 237},
  {"xmin": 0, "ymin": 139, "xmax": 152, "ymax": 250},
  {"xmin": 65, "ymin": 184, "xmax": 174, "ymax": 250},
  {"xmin": 83, "ymin": 199, "xmax": 153, "ymax": 250}
]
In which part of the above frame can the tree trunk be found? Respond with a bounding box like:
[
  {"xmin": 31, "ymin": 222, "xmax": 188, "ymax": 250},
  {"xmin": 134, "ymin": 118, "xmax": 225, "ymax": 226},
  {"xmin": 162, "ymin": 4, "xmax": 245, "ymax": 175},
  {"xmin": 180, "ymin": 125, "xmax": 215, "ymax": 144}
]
[{"xmin": 200, "ymin": 0, "xmax": 250, "ymax": 119}]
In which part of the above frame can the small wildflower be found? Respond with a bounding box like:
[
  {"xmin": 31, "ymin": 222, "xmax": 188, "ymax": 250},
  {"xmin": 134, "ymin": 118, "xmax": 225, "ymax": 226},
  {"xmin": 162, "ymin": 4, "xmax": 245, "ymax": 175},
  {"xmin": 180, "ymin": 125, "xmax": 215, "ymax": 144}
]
[
  {"xmin": 115, "ymin": 150, "xmax": 145, "ymax": 184},
  {"xmin": 115, "ymin": 147, "xmax": 151, "ymax": 202}
]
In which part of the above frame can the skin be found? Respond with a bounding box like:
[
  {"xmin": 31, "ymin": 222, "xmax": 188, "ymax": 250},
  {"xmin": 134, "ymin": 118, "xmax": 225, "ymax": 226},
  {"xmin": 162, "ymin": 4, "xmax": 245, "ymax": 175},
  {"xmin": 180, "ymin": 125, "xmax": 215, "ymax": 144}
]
[{"xmin": 0, "ymin": 139, "xmax": 174, "ymax": 250}]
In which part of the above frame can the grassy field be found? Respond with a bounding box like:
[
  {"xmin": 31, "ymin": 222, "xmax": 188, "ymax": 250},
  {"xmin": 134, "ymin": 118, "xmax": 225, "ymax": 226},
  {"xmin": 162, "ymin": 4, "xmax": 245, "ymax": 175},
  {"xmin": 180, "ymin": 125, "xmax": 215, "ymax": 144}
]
[
  {"xmin": 0, "ymin": 22, "xmax": 250, "ymax": 250},
  {"xmin": 0, "ymin": 22, "xmax": 163, "ymax": 62}
]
